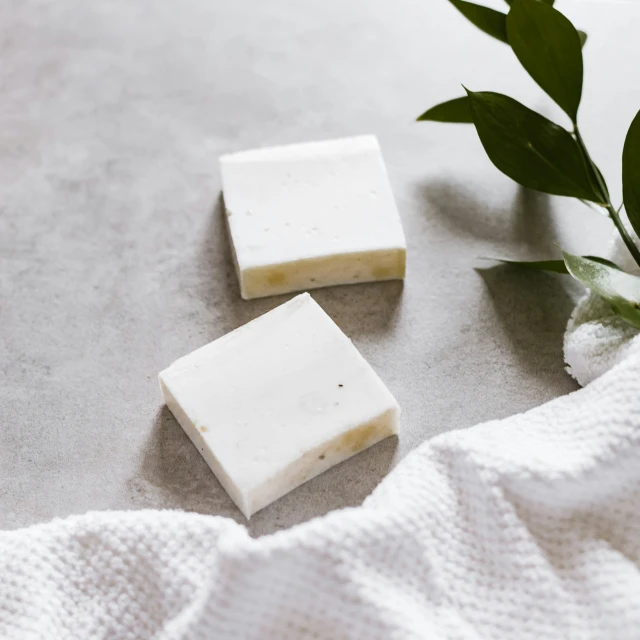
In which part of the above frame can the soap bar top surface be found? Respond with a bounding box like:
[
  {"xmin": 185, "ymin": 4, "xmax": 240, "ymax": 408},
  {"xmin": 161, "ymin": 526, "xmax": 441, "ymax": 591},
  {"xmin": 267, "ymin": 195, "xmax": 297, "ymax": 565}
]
[
  {"xmin": 159, "ymin": 293, "xmax": 400, "ymax": 517},
  {"xmin": 220, "ymin": 135, "xmax": 406, "ymax": 271}
]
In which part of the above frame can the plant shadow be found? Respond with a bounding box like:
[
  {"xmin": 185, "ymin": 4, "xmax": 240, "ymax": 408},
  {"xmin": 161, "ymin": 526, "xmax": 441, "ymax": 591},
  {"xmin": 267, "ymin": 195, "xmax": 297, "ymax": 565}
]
[
  {"xmin": 420, "ymin": 178, "xmax": 580, "ymax": 386},
  {"xmin": 476, "ymin": 265, "xmax": 580, "ymax": 387},
  {"xmin": 420, "ymin": 179, "xmax": 560, "ymax": 257}
]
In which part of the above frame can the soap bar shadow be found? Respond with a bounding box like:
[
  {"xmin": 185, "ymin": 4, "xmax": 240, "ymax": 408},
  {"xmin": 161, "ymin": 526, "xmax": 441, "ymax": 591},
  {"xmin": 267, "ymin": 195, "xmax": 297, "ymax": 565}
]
[
  {"xmin": 197, "ymin": 194, "xmax": 404, "ymax": 343},
  {"xmin": 135, "ymin": 406, "xmax": 243, "ymax": 524},
  {"xmin": 138, "ymin": 405, "xmax": 398, "ymax": 535}
]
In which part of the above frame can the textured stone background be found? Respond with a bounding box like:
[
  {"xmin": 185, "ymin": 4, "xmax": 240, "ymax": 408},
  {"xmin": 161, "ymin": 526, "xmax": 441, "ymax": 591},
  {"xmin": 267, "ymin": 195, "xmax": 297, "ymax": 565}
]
[{"xmin": 1, "ymin": 0, "xmax": 636, "ymax": 535}]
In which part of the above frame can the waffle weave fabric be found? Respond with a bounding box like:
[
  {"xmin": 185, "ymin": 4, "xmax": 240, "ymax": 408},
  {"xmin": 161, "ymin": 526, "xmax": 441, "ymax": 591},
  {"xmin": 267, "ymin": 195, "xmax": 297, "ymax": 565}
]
[{"xmin": 1, "ymin": 339, "xmax": 639, "ymax": 639}]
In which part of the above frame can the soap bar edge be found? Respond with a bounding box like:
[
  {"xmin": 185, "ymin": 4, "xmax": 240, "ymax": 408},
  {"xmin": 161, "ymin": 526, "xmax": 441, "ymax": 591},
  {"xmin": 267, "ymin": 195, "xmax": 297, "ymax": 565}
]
[
  {"xmin": 158, "ymin": 375, "xmax": 252, "ymax": 519},
  {"xmin": 246, "ymin": 405, "xmax": 400, "ymax": 517}
]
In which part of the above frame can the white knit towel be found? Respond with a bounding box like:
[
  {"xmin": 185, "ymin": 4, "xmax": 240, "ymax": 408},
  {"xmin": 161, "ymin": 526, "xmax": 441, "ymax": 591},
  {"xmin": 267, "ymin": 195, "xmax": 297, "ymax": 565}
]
[{"xmin": 1, "ymin": 240, "xmax": 640, "ymax": 639}]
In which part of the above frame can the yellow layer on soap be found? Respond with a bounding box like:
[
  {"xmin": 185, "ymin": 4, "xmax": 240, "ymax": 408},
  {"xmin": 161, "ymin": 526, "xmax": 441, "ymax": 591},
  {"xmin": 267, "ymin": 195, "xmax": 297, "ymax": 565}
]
[
  {"xmin": 240, "ymin": 249, "xmax": 406, "ymax": 299},
  {"xmin": 247, "ymin": 407, "xmax": 399, "ymax": 517}
]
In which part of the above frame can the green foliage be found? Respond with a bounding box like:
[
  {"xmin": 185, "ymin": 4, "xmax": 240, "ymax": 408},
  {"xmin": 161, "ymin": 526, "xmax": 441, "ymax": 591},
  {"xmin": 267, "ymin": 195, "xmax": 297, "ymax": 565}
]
[
  {"xmin": 447, "ymin": 0, "xmax": 508, "ymax": 43},
  {"xmin": 417, "ymin": 97, "xmax": 472, "ymax": 123},
  {"xmin": 446, "ymin": 0, "xmax": 587, "ymax": 49},
  {"xmin": 417, "ymin": 0, "xmax": 640, "ymax": 318},
  {"xmin": 466, "ymin": 90, "xmax": 599, "ymax": 201},
  {"xmin": 507, "ymin": 0, "xmax": 583, "ymax": 122},
  {"xmin": 563, "ymin": 252, "xmax": 640, "ymax": 329},
  {"xmin": 623, "ymin": 108, "xmax": 640, "ymax": 240},
  {"xmin": 485, "ymin": 256, "xmax": 620, "ymax": 274}
]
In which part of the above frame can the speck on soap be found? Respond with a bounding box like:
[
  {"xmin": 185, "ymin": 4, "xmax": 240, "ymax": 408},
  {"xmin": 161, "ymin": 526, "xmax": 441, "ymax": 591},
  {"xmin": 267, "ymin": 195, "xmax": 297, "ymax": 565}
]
[
  {"xmin": 158, "ymin": 293, "xmax": 400, "ymax": 518},
  {"xmin": 220, "ymin": 135, "xmax": 407, "ymax": 299}
]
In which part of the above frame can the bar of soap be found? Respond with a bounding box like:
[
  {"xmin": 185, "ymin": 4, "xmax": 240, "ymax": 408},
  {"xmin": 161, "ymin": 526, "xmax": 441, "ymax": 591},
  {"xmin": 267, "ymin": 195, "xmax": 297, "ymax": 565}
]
[
  {"xmin": 220, "ymin": 135, "xmax": 406, "ymax": 299},
  {"xmin": 158, "ymin": 293, "xmax": 400, "ymax": 518}
]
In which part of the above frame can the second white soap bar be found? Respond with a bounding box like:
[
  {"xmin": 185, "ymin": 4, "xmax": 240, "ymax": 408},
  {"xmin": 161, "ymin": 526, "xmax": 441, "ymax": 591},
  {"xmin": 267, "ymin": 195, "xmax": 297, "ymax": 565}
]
[
  {"xmin": 220, "ymin": 135, "xmax": 407, "ymax": 299},
  {"xmin": 159, "ymin": 293, "xmax": 400, "ymax": 518}
]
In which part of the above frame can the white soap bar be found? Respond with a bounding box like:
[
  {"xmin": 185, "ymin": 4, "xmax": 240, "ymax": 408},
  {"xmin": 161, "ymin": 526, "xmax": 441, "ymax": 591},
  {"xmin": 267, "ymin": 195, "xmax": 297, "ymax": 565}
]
[
  {"xmin": 220, "ymin": 135, "xmax": 406, "ymax": 299},
  {"xmin": 158, "ymin": 293, "xmax": 400, "ymax": 518}
]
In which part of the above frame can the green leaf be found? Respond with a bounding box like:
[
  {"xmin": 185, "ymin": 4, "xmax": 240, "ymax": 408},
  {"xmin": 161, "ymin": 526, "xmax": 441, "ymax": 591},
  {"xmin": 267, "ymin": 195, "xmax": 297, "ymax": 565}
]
[
  {"xmin": 488, "ymin": 258, "xmax": 568, "ymax": 273},
  {"xmin": 588, "ymin": 256, "xmax": 622, "ymax": 270},
  {"xmin": 483, "ymin": 256, "xmax": 620, "ymax": 274},
  {"xmin": 574, "ymin": 128, "xmax": 610, "ymax": 204},
  {"xmin": 466, "ymin": 90, "xmax": 600, "ymax": 201},
  {"xmin": 417, "ymin": 97, "xmax": 472, "ymax": 123},
  {"xmin": 506, "ymin": 0, "xmax": 583, "ymax": 122},
  {"xmin": 563, "ymin": 252, "xmax": 640, "ymax": 329},
  {"xmin": 622, "ymin": 108, "xmax": 640, "ymax": 240},
  {"xmin": 504, "ymin": 1, "xmax": 586, "ymax": 45},
  {"xmin": 447, "ymin": 0, "xmax": 508, "ymax": 43}
]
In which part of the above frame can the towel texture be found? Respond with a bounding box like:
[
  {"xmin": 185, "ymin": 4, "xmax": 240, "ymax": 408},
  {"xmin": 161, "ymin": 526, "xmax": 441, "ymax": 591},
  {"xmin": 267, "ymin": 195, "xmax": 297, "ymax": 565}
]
[{"xmin": 1, "ymin": 321, "xmax": 639, "ymax": 638}]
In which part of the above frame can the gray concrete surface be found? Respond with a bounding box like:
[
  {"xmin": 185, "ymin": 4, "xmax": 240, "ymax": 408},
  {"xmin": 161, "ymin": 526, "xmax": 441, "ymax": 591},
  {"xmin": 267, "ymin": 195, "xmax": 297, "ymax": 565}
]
[{"xmin": 1, "ymin": 0, "xmax": 636, "ymax": 536}]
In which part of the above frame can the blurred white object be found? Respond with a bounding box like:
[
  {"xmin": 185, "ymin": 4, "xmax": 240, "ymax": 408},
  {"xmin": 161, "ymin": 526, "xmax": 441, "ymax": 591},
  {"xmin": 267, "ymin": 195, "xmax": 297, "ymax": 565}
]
[{"xmin": 564, "ymin": 227, "xmax": 640, "ymax": 386}]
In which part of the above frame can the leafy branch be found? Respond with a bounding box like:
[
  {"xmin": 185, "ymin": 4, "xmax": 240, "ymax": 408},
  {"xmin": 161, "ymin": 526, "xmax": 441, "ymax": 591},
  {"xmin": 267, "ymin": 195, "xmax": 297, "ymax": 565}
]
[{"xmin": 418, "ymin": 0, "xmax": 640, "ymax": 330}]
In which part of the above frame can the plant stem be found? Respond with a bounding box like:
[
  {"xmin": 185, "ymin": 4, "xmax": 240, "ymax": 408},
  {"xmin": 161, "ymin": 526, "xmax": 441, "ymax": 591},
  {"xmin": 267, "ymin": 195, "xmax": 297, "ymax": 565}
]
[
  {"xmin": 573, "ymin": 124, "xmax": 640, "ymax": 268},
  {"xmin": 573, "ymin": 125, "xmax": 608, "ymax": 204},
  {"xmin": 606, "ymin": 203, "xmax": 640, "ymax": 268}
]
